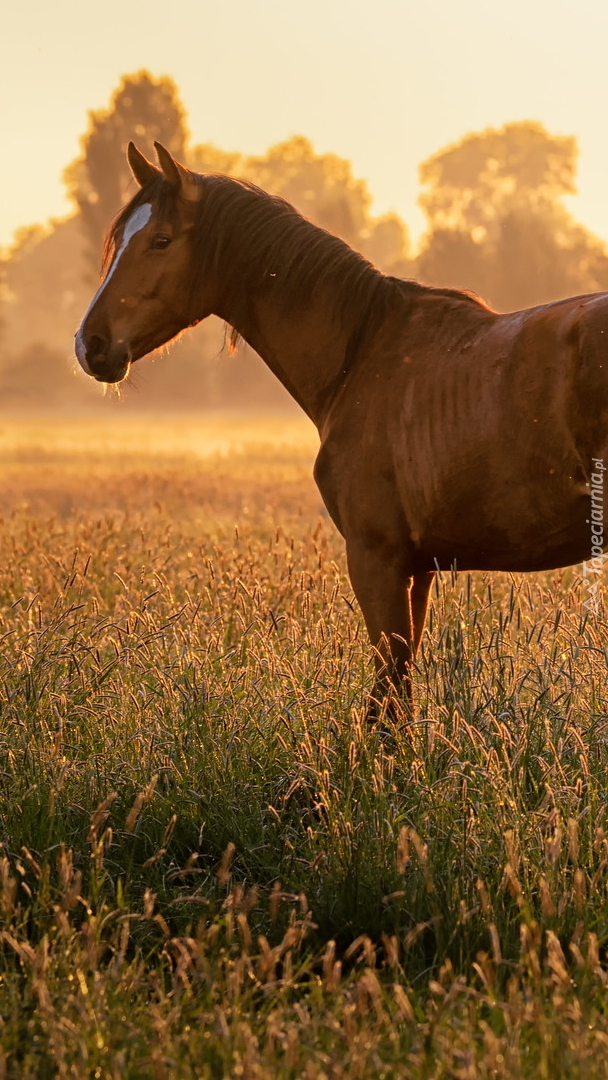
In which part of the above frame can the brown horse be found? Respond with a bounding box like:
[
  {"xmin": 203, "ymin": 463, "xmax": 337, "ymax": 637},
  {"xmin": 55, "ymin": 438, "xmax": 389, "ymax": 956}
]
[{"xmin": 75, "ymin": 142, "xmax": 607, "ymax": 710}]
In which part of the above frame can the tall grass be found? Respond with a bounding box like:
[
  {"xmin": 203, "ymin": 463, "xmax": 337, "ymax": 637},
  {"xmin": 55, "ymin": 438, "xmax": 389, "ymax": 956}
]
[{"xmin": 0, "ymin": 417, "xmax": 607, "ymax": 1078}]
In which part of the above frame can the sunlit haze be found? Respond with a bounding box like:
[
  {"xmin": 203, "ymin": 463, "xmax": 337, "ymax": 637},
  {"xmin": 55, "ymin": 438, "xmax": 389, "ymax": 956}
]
[{"xmin": 4, "ymin": 0, "xmax": 608, "ymax": 251}]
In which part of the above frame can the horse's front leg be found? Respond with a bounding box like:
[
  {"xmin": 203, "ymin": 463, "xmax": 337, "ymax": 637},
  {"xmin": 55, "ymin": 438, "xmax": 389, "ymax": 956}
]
[
  {"xmin": 411, "ymin": 570, "xmax": 435, "ymax": 657},
  {"xmin": 345, "ymin": 537, "xmax": 414, "ymax": 718}
]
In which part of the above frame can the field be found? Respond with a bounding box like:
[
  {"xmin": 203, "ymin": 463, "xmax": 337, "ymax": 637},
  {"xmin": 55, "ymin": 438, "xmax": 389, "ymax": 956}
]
[{"xmin": 0, "ymin": 414, "xmax": 607, "ymax": 1079}]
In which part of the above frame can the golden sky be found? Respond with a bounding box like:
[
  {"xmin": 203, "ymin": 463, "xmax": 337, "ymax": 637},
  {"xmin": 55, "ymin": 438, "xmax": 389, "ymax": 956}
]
[{"xmin": 3, "ymin": 0, "xmax": 608, "ymax": 250}]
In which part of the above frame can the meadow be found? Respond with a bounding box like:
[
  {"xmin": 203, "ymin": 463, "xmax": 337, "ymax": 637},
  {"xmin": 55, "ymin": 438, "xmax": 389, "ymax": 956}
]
[{"xmin": 0, "ymin": 414, "xmax": 607, "ymax": 1079}]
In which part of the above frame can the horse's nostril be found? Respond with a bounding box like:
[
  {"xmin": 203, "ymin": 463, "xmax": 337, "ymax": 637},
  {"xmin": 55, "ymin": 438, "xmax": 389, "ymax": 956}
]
[{"xmin": 87, "ymin": 334, "xmax": 107, "ymax": 359}]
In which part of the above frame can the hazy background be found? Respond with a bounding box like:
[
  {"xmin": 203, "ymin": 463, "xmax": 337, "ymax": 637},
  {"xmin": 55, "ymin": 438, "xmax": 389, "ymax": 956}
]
[{"xmin": 3, "ymin": 0, "xmax": 608, "ymax": 412}]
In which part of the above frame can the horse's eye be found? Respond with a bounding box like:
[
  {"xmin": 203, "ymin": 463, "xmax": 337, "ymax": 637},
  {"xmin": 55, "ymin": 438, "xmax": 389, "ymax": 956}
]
[{"xmin": 151, "ymin": 234, "xmax": 171, "ymax": 250}]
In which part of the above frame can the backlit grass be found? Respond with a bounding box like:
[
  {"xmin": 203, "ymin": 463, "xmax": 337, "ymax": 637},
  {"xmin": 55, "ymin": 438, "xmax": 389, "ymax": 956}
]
[{"xmin": 0, "ymin": 416, "xmax": 607, "ymax": 1078}]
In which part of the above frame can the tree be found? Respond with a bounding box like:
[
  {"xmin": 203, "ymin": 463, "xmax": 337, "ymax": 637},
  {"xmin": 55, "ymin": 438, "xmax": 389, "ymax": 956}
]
[
  {"xmin": 417, "ymin": 121, "xmax": 608, "ymax": 310},
  {"xmin": 64, "ymin": 71, "xmax": 188, "ymax": 279},
  {"xmin": 0, "ymin": 248, "xmax": 8, "ymax": 359},
  {"xmin": 190, "ymin": 135, "xmax": 411, "ymax": 274}
]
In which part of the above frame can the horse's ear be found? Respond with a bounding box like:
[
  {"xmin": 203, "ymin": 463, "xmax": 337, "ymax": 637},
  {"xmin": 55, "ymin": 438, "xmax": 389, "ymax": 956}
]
[
  {"xmin": 154, "ymin": 142, "xmax": 202, "ymax": 202},
  {"xmin": 127, "ymin": 142, "xmax": 161, "ymax": 188}
]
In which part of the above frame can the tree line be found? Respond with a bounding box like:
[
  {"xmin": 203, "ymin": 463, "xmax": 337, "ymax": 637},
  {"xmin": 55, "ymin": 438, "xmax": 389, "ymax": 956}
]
[{"xmin": 1, "ymin": 71, "xmax": 607, "ymax": 411}]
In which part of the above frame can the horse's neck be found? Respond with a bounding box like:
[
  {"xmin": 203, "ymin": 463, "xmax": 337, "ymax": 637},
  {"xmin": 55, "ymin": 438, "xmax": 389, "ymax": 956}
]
[{"xmin": 224, "ymin": 292, "xmax": 352, "ymax": 430}]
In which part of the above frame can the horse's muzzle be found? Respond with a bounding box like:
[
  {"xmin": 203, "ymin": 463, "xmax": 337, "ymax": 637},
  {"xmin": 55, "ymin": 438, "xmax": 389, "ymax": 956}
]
[{"xmin": 75, "ymin": 331, "xmax": 131, "ymax": 384}]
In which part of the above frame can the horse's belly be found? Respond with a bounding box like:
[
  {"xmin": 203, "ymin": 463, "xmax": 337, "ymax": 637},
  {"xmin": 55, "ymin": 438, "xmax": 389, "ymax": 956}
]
[{"xmin": 410, "ymin": 486, "xmax": 599, "ymax": 573}]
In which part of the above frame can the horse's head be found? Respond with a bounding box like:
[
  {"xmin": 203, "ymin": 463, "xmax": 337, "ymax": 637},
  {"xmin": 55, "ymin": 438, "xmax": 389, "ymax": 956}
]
[{"xmin": 75, "ymin": 143, "xmax": 203, "ymax": 384}]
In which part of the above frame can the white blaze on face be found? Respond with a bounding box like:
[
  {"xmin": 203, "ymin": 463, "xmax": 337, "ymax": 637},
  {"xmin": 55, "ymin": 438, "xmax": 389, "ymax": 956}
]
[{"xmin": 75, "ymin": 202, "xmax": 153, "ymax": 372}]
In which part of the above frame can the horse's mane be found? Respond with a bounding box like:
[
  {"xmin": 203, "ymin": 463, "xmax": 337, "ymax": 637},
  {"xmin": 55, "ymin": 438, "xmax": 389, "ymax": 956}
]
[{"xmin": 105, "ymin": 172, "xmax": 490, "ymax": 359}]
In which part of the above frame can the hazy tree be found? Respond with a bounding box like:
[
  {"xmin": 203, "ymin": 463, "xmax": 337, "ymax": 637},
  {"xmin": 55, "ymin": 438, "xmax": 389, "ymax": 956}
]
[
  {"xmin": 64, "ymin": 71, "xmax": 188, "ymax": 279},
  {"xmin": 361, "ymin": 212, "xmax": 411, "ymax": 277},
  {"xmin": 245, "ymin": 136, "xmax": 410, "ymax": 272},
  {"xmin": 1, "ymin": 219, "xmax": 90, "ymax": 360},
  {"xmin": 490, "ymin": 206, "xmax": 608, "ymax": 311},
  {"xmin": 245, "ymin": 135, "xmax": 373, "ymax": 244},
  {"xmin": 0, "ymin": 343, "xmax": 86, "ymax": 407},
  {"xmin": 0, "ymin": 250, "xmax": 8, "ymax": 359},
  {"xmin": 188, "ymin": 143, "xmax": 245, "ymax": 178},
  {"xmin": 189, "ymin": 134, "xmax": 411, "ymax": 273},
  {"xmin": 417, "ymin": 121, "xmax": 608, "ymax": 309},
  {"xmin": 419, "ymin": 121, "xmax": 577, "ymax": 233}
]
